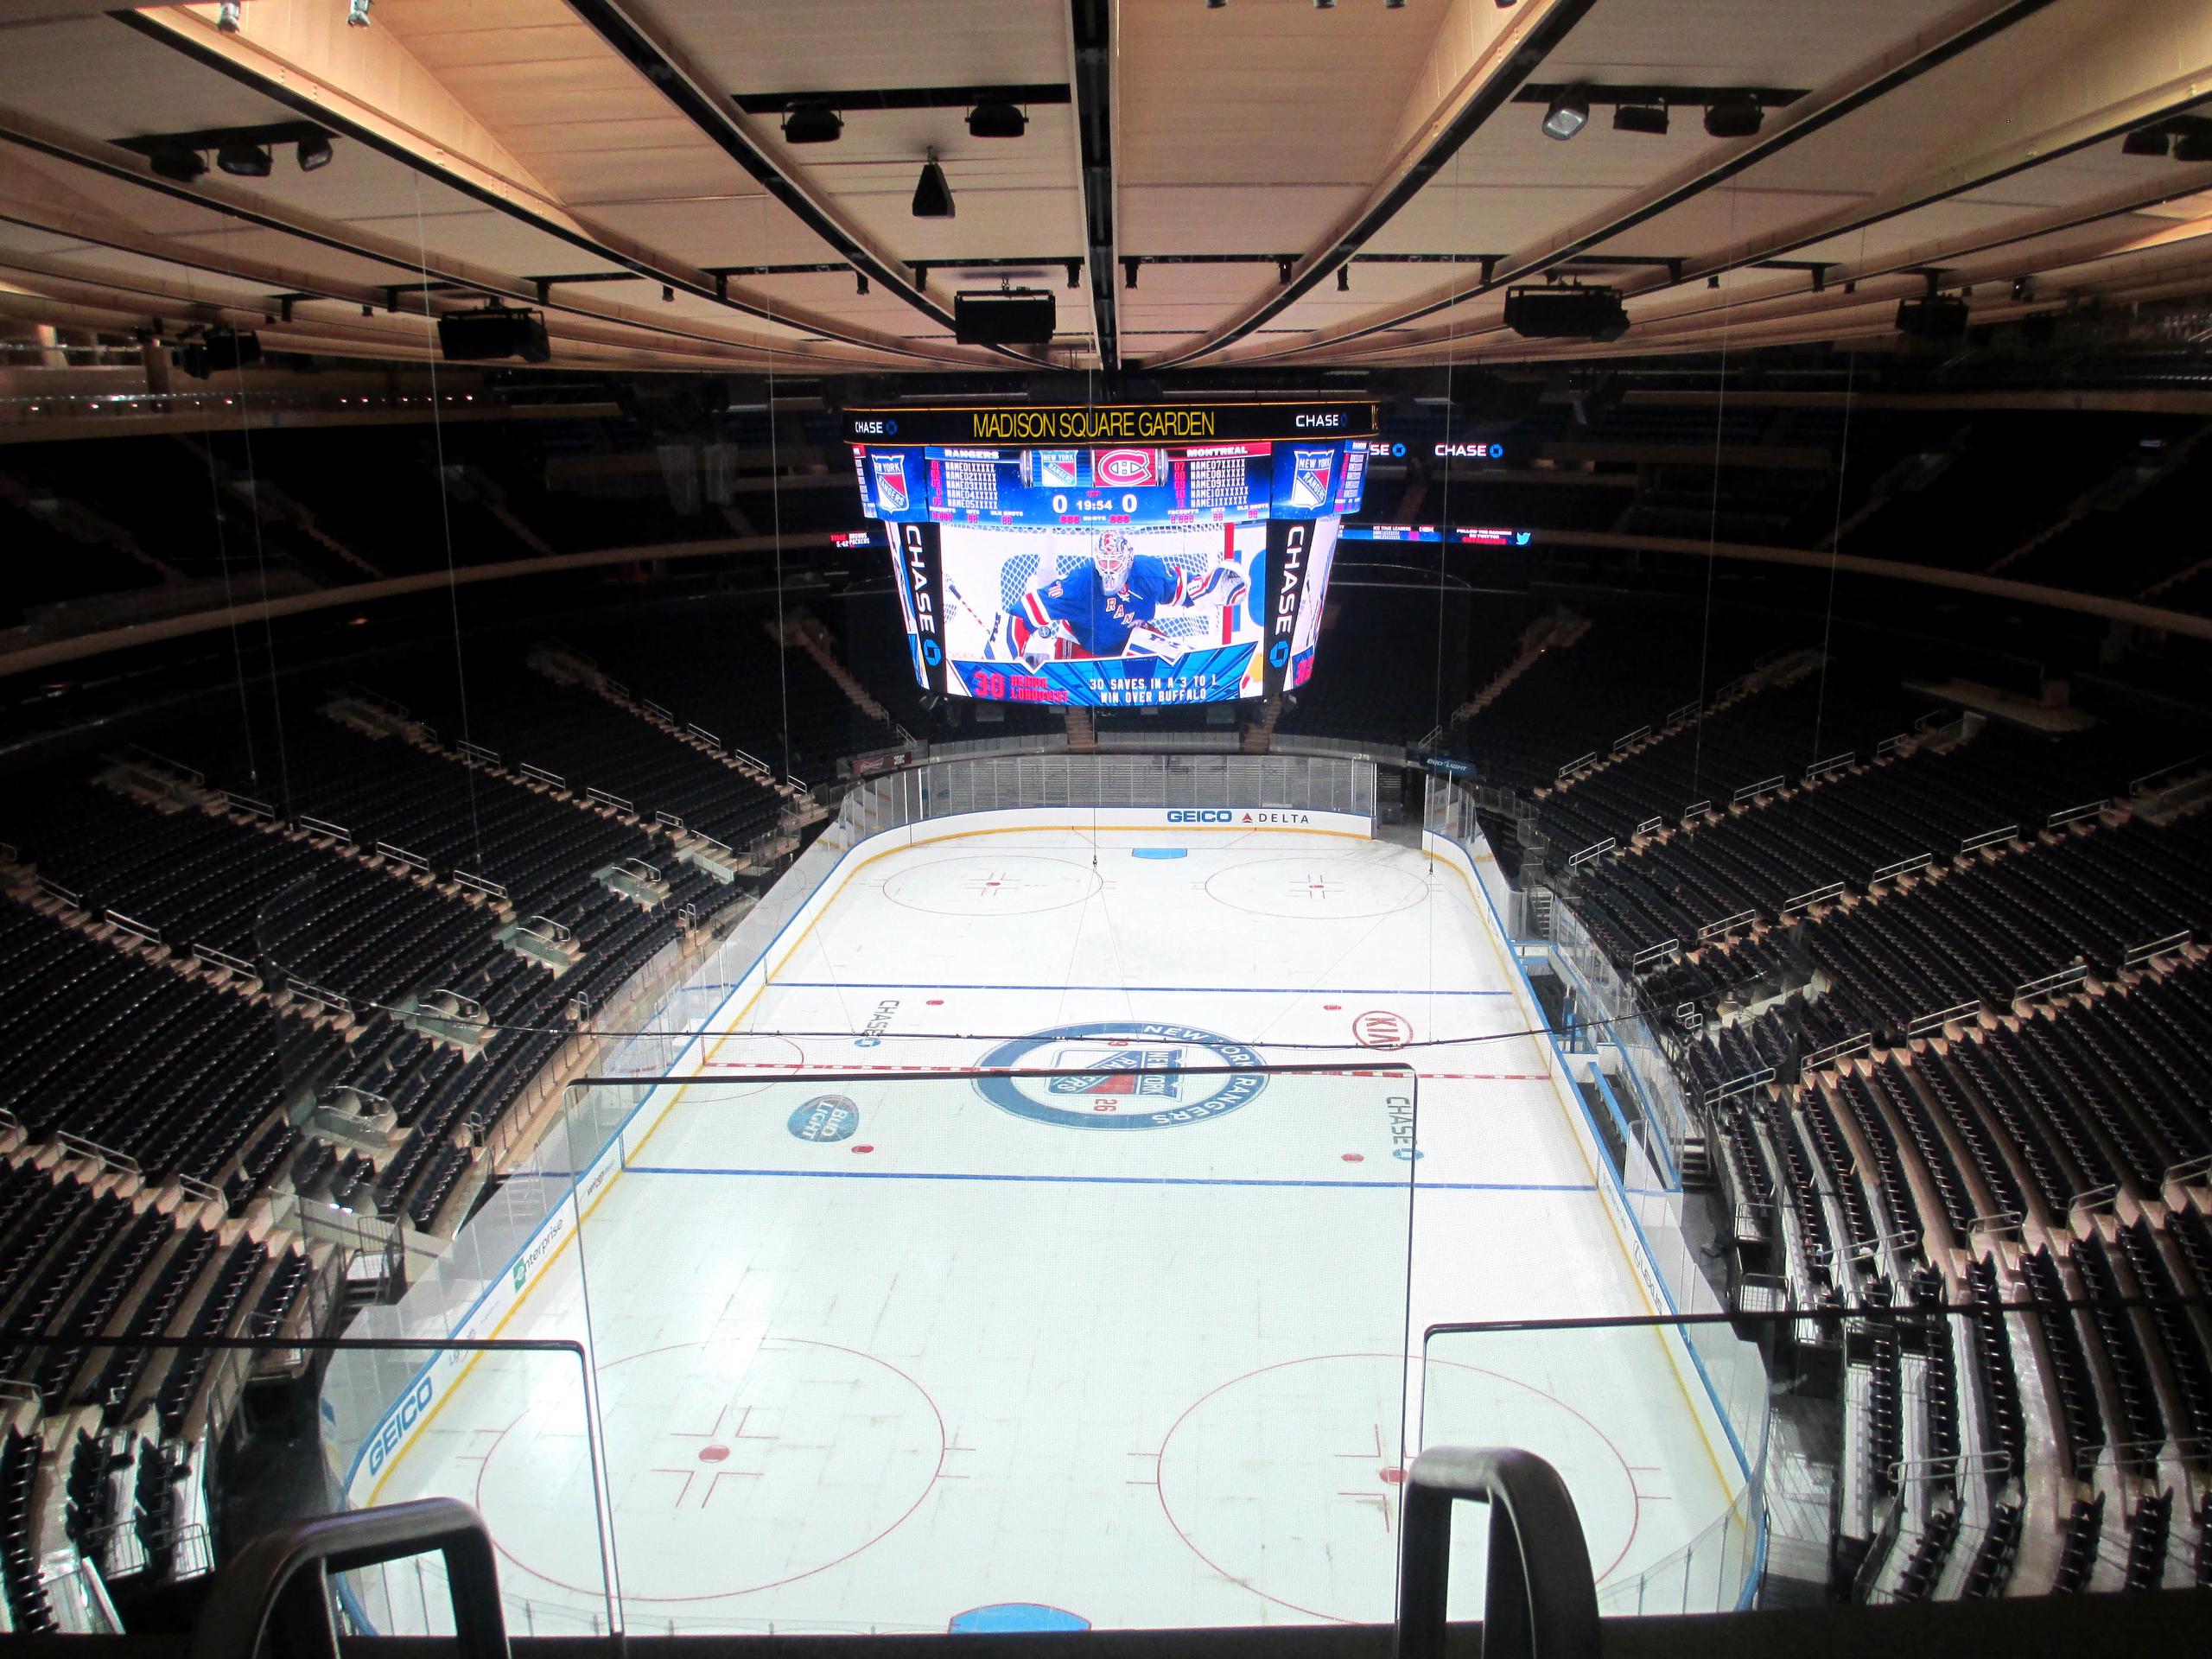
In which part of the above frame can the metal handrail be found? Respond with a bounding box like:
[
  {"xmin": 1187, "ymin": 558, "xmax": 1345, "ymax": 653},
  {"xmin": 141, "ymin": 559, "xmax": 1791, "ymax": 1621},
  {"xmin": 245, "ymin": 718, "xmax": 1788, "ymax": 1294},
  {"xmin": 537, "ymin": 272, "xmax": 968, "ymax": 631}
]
[
  {"xmin": 187, "ymin": 1497, "xmax": 508, "ymax": 1659},
  {"xmin": 1396, "ymin": 1446, "xmax": 1599, "ymax": 1659}
]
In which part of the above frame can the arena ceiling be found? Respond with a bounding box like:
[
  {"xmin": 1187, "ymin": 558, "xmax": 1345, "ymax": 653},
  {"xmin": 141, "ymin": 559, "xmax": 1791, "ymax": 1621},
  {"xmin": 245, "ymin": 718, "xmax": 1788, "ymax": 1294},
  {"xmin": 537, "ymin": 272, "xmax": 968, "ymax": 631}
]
[{"xmin": 0, "ymin": 0, "xmax": 2209, "ymax": 379}]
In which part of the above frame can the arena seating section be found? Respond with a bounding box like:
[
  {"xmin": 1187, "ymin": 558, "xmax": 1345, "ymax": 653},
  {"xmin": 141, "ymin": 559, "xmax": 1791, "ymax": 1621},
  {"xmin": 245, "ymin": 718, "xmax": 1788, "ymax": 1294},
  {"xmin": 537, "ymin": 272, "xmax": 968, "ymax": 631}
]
[
  {"xmin": 3, "ymin": 410, "xmax": 2212, "ymax": 1618},
  {"xmin": 0, "ymin": 615, "xmax": 865, "ymax": 1624},
  {"xmin": 1474, "ymin": 618, "xmax": 2212, "ymax": 1596}
]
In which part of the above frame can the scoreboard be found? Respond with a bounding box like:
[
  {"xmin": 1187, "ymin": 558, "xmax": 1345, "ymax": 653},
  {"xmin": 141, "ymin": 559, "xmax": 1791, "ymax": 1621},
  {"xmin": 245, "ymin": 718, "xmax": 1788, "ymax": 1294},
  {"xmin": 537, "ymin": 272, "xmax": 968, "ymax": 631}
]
[
  {"xmin": 852, "ymin": 438, "xmax": 1370, "ymax": 530},
  {"xmin": 850, "ymin": 401, "xmax": 1376, "ymax": 711}
]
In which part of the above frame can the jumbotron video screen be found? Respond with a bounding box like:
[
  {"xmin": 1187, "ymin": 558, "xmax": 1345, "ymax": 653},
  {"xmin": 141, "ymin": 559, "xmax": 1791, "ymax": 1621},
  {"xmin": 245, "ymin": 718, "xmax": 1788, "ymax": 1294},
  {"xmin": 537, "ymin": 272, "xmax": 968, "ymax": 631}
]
[{"xmin": 849, "ymin": 402, "xmax": 1376, "ymax": 709}]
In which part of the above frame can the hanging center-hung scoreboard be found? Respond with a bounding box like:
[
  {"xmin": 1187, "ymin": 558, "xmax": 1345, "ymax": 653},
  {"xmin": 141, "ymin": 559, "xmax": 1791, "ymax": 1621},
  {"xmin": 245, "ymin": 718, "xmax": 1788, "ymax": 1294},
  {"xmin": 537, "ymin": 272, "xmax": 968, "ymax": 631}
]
[{"xmin": 848, "ymin": 400, "xmax": 1377, "ymax": 709}]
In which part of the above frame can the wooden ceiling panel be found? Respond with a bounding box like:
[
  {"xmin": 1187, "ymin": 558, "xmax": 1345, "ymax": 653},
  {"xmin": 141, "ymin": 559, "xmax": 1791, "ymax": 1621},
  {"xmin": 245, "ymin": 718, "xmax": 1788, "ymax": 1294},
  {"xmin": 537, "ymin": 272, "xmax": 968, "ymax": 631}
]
[{"xmin": 0, "ymin": 0, "xmax": 2196, "ymax": 374}]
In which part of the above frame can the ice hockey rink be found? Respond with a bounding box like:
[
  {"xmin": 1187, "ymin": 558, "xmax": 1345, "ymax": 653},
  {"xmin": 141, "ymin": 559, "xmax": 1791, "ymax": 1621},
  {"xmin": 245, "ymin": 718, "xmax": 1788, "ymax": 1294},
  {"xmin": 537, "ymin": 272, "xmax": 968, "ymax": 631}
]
[{"xmin": 364, "ymin": 829, "xmax": 1736, "ymax": 1635}]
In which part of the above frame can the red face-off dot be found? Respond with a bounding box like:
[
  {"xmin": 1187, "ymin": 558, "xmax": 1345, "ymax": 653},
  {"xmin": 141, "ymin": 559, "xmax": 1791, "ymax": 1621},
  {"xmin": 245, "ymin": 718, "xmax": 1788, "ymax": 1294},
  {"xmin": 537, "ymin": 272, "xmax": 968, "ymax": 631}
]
[
  {"xmin": 1341, "ymin": 1153, "xmax": 1364, "ymax": 1162},
  {"xmin": 1323, "ymin": 1003, "xmax": 1341, "ymax": 1011},
  {"xmin": 927, "ymin": 999, "xmax": 944, "ymax": 1006},
  {"xmin": 851, "ymin": 1144, "xmax": 874, "ymax": 1154},
  {"xmin": 697, "ymin": 1445, "xmax": 730, "ymax": 1464}
]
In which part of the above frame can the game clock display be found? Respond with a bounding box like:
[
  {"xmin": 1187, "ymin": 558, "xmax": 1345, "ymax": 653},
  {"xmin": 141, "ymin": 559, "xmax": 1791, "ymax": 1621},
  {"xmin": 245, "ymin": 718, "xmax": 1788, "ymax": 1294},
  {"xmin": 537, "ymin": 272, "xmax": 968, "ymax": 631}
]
[{"xmin": 865, "ymin": 435, "xmax": 1363, "ymax": 709}]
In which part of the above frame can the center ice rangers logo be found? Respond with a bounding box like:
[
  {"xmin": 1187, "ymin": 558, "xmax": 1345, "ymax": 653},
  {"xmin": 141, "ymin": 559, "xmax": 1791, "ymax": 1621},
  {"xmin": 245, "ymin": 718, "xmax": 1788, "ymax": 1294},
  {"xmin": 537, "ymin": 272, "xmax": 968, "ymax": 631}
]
[{"xmin": 975, "ymin": 1020, "xmax": 1267, "ymax": 1129}]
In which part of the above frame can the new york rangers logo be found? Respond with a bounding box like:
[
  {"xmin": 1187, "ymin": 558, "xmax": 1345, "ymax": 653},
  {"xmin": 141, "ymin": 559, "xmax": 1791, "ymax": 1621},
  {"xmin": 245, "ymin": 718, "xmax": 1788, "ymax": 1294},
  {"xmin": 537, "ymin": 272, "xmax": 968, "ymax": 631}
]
[
  {"xmin": 1095, "ymin": 448, "xmax": 1161, "ymax": 488},
  {"xmin": 871, "ymin": 453, "xmax": 910, "ymax": 512},
  {"xmin": 1287, "ymin": 447, "xmax": 1334, "ymax": 512},
  {"xmin": 975, "ymin": 1020, "xmax": 1267, "ymax": 1129},
  {"xmin": 1036, "ymin": 450, "xmax": 1081, "ymax": 489},
  {"xmin": 1046, "ymin": 1045, "xmax": 1185, "ymax": 1097}
]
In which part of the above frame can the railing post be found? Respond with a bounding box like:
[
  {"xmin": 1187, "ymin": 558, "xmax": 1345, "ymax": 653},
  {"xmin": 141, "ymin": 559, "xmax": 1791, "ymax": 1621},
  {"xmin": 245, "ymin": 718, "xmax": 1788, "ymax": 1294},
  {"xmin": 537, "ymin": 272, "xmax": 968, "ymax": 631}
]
[
  {"xmin": 188, "ymin": 1497, "xmax": 508, "ymax": 1659},
  {"xmin": 1396, "ymin": 1447, "xmax": 1599, "ymax": 1659}
]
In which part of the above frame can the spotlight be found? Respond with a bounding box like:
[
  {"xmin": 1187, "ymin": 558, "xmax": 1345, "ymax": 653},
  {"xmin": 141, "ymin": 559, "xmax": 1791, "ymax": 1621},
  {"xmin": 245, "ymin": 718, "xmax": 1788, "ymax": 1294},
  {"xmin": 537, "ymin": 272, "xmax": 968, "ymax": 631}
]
[
  {"xmin": 1612, "ymin": 103, "xmax": 1669, "ymax": 137},
  {"xmin": 1703, "ymin": 94, "xmax": 1764, "ymax": 139},
  {"xmin": 1207, "ymin": 1, "xmax": 1226, "ymax": 10},
  {"xmin": 1387, "ymin": 0, "xmax": 1405, "ymax": 8},
  {"xmin": 149, "ymin": 142, "xmax": 206, "ymax": 183},
  {"xmin": 1542, "ymin": 87, "xmax": 1591, "ymax": 142},
  {"xmin": 216, "ymin": 137, "xmax": 272, "ymax": 178},
  {"xmin": 296, "ymin": 132, "xmax": 334, "ymax": 172},
  {"xmin": 967, "ymin": 100, "xmax": 1027, "ymax": 139},
  {"xmin": 780, "ymin": 103, "xmax": 842, "ymax": 145},
  {"xmin": 2120, "ymin": 127, "xmax": 2170, "ymax": 158},
  {"xmin": 2177, "ymin": 129, "xmax": 2212, "ymax": 163},
  {"xmin": 347, "ymin": 0, "xmax": 372, "ymax": 24},
  {"xmin": 912, "ymin": 151, "xmax": 954, "ymax": 219},
  {"xmin": 1314, "ymin": 0, "xmax": 1334, "ymax": 10},
  {"xmin": 217, "ymin": 1, "xmax": 242, "ymax": 32}
]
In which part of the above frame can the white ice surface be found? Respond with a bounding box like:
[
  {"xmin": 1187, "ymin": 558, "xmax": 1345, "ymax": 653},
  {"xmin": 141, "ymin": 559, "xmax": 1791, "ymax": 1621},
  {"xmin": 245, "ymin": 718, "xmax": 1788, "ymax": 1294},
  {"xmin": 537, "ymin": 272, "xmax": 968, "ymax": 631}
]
[{"xmin": 365, "ymin": 831, "xmax": 1732, "ymax": 1635}]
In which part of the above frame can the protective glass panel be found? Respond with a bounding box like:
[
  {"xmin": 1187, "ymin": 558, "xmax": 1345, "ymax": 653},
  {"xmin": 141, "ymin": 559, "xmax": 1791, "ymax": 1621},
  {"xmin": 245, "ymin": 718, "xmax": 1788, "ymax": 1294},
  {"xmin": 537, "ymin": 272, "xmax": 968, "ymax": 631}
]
[{"xmin": 365, "ymin": 1062, "xmax": 1419, "ymax": 1635}]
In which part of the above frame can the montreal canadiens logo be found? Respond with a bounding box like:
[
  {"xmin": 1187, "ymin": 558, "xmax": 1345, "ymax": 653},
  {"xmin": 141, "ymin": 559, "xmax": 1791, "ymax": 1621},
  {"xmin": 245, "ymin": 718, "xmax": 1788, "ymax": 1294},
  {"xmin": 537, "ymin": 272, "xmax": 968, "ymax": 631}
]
[
  {"xmin": 1094, "ymin": 448, "xmax": 1160, "ymax": 487},
  {"xmin": 974, "ymin": 1020, "xmax": 1267, "ymax": 1129}
]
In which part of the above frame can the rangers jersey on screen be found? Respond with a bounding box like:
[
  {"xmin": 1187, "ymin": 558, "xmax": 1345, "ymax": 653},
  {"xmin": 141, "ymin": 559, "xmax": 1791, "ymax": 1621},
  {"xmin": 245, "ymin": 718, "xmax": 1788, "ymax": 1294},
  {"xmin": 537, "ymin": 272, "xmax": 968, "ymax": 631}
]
[{"xmin": 1020, "ymin": 556, "xmax": 1191, "ymax": 658}]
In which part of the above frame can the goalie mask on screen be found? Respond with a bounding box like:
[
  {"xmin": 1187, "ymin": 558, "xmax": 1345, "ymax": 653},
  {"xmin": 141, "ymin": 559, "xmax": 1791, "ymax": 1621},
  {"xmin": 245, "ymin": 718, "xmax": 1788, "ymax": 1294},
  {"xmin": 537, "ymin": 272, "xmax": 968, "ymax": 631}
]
[{"xmin": 1095, "ymin": 531, "xmax": 1135, "ymax": 592}]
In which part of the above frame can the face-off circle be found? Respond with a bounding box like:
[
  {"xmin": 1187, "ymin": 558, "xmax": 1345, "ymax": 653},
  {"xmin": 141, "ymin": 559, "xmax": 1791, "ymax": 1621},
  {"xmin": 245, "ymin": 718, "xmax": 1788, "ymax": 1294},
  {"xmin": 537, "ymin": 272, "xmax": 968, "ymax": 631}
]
[
  {"xmin": 1154, "ymin": 1353, "xmax": 1639, "ymax": 1624},
  {"xmin": 973, "ymin": 1020, "xmax": 1268, "ymax": 1130},
  {"xmin": 697, "ymin": 1033, "xmax": 807, "ymax": 1098},
  {"xmin": 1203, "ymin": 857, "xmax": 1427, "ymax": 920},
  {"xmin": 881, "ymin": 855, "xmax": 1103, "ymax": 917},
  {"xmin": 474, "ymin": 1338, "xmax": 944, "ymax": 1603}
]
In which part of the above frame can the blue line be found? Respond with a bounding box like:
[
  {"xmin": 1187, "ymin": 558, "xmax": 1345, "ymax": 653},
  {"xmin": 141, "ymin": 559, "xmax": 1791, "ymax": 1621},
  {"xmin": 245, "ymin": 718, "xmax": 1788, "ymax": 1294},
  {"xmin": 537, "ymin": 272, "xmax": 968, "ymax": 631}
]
[
  {"xmin": 624, "ymin": 1165, "xmax": 1596, "ymax": 1193},
  {"xmin": 768, "ymin": 981, "xmax": 1513, "ymax": 996}
]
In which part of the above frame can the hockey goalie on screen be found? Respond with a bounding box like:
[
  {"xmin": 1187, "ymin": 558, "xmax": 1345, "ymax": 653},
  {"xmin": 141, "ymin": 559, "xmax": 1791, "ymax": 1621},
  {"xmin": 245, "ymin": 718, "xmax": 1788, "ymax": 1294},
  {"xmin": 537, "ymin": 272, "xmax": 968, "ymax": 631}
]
[{"xmin": 1000, "ymin": 531, "xmax": 1247, "ymax": 669}]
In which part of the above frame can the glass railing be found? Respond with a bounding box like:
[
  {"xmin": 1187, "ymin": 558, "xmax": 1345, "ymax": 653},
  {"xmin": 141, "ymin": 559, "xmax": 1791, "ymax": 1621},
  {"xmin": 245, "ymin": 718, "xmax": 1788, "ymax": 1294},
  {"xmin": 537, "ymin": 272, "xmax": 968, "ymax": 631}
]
[{"xmin": 1426, "ymin": 1297, "xmax": 2211, "ymax": 1617}]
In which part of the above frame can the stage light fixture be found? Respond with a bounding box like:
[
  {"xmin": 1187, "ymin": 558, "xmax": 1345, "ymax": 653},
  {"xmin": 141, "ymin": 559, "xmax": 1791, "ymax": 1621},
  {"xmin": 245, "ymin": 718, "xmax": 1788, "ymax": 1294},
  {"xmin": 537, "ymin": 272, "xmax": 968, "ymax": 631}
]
[
  {"xmin": 1613, "ymin": 103, "xmax": 1669, "ymax": 137},
  {"xmin": 1387, "ymin": 0, "xmax": 1406, "ymax": 9},
  {"xmin": 149, "ymin": 143, "xmax": 206, "ymax": 183},
  {"xmin": 217, "ymin": 2, "xmax": 242, "ymax": 32},
  {"xmin": 1314, "ymin": 0, "xmax": 1334, "ymax": 10},
  {"xmin": 1207, "ymin": 1, "xmax": 1226, "ymax": 10},
  {"xmin": 1703, "ymin": 93, "xmax": 1764, "ymax": 138},
  {"xmin": 347, "ymin": 0, "xmax": 372, "ymax": 24},
  {"xmin": 912, "ymin": 152, "xmax": 954, "ymax": 219},
  {"xmin": 1542, "ymin": 87, "xmax": 1590, "ymax": 141},
  {"xmin": 781, "ymin": 103, "xmax": 842, "ymax": 144},
  {"xmin": 216, "ymin": 137, "xmax": 272, "ymax": 178},
  {"xmin": 2120, "ymin": 126, "xmax": 2170, "ymax": 157},
  {"xmin": 967, "ymin": 100, "xmax": 1027, "ymax": 139},
  {"xmin": 296, "ymin": 132, "xmax": 334, "ymax": 171},
  {"xmin": 2177, "ymin": 130, "xmax": 2212, "ymax": 163}
]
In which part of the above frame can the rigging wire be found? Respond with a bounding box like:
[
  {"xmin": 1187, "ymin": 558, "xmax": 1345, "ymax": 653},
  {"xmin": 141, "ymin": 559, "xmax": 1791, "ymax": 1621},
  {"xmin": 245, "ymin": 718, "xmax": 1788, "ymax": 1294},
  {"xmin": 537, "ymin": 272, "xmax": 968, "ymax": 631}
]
[
  {"xmin": 1809, "ymin": 229, "xmax": 1871, "ymax": 762},
  {"xmin": 1687, "ymin": 183, "xmax": 1743, "ymax": 805},
  {"xmin": 412, "ymin": 171, "xmax": 486, "ymax": 873}
]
